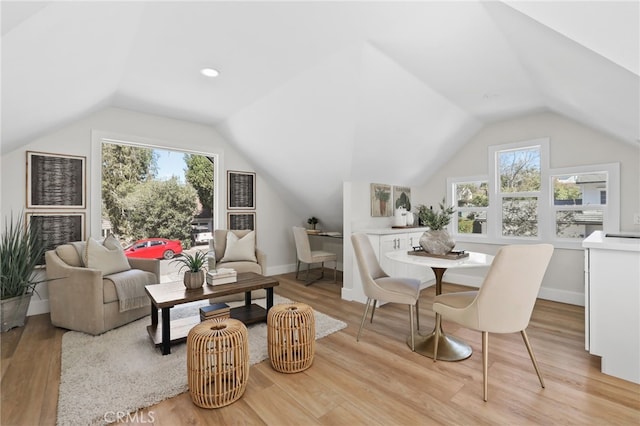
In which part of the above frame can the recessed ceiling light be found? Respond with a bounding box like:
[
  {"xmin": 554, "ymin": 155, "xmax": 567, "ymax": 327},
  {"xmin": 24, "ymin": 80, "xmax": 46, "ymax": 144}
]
[{"xmin": 200, "ymin": 68, "xmax": 219, "ymax": 78}]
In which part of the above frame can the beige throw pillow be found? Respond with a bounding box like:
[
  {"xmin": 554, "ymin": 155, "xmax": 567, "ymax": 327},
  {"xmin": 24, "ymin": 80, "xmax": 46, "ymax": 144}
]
[
  {"xmin": 220, "ymin": 231, "xmax": 257, "ymax": 263},
  {"xmin": 55, "ymin": 244, "xmax": 83, "ymax": 267},
  {"xmin": 84, "ymin": 236, "xmax": 131, "ymax": 275}
]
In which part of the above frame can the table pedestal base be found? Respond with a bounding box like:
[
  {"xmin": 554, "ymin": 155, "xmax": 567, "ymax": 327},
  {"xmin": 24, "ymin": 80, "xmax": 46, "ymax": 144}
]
[{"xmin": 407, "ymin": 329, "xmax": 472, "ymax": 361}]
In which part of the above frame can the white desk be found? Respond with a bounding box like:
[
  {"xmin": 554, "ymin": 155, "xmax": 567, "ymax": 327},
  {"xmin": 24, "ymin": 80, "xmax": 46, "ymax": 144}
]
[{"xmin": 386, "ymin": 250, "xmax": 494, "ymax": 361}]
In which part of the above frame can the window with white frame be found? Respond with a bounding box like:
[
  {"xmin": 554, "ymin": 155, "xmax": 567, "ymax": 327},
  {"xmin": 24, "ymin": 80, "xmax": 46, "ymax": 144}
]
[
  {"xmin": 448, "ymin": 138, "xmax": 619, "ymax": 248},
  {"xmin": 550, "ymin": 164, "xmax": 619, "ymax": 240},
  {"xmin": 495, "ymin": 143, "xmax": 544, "ymax": 238},
  {"xmin": 450, "ymin": 178, "xmax": 488, "ymax": 235}
]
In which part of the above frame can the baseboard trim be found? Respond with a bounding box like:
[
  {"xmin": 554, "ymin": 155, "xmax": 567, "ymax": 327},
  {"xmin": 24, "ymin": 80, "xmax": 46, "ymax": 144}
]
[{"xmin": 443, "ymin": 272, "xmax": 584, "ymax": 306}]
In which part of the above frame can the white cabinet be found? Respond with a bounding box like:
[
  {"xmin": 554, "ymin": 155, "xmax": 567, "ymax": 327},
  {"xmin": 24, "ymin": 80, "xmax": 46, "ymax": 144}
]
[
  {"xmin": 583, "ymin": 231, "xmax": 640, "ymax": 384},
  {"xmin": 365, "ymin": 229, "xmax": 431, "ymax": 287}
]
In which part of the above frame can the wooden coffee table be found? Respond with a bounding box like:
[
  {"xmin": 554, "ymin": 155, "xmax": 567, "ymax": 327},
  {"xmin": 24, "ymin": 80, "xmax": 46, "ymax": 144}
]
[{"xmin": 144, "ymin": 272, "xmax": 279, "ymax": 355}]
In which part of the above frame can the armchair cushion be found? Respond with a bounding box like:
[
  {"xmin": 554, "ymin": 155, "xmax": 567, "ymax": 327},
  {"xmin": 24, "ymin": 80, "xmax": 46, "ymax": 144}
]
[
  {"xmin": 84, "ymin": 236, "xmax": 131, "ymax": 276},
  {"xmin": 220, "ymin": 230, "xmax": 257, "ymax": 263}
]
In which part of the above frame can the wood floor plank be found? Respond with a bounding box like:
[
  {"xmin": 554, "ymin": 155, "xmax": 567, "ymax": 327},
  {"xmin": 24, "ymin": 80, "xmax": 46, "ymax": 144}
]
[{"xmin": 2, "ymin": 270, "xmax": 639, "ymax": 425}]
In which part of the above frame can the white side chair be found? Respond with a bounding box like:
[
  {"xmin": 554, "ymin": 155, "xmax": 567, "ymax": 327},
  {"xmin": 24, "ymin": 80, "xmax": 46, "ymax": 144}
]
[
  {"xmin": 292, "ymin": 226, "xmax": 337, "ymax": 285},
  {"xmin": 351, "ymin": 233, "xmax": 421, "ymax": 350},
  {"xmin": 432, "ymin": 244, "xmax": 554, "ymax": 401}
]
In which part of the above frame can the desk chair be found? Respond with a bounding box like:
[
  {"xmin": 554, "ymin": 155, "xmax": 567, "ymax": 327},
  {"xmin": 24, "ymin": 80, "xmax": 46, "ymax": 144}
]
[
  {"xmin": 351, "ymin": 233, "xmax": 421, "ymax": 350},
  {"xmin": 432, "ymin": 244, "xmax": 554, "ymax": 401},
  {"xmin": 292, "ymin": 226, "xmax": 337, "ymax": 285}
]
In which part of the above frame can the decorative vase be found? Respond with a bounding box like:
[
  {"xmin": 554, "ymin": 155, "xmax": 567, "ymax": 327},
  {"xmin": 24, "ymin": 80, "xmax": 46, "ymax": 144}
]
[
  {"xmin": 1, "ymin": 293, "xmax": 32, "ymax": 332},
  {"xmin": 419, "ymin": 229, "xmax": 455, "ymax": 255},
  {"xmin": 183, "ymin": 270, "xmax": 205, "ymax": 290},
  {"xmin": 393, "ymin": 207, "xmax": 407, "ymax": 227},
  {"xmin": 406, "ymin": 212, "xmax": 415, "ymax": 226}
]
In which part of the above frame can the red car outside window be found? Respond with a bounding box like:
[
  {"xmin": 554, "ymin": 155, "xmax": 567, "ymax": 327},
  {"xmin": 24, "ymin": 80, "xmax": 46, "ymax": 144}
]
[{"xmin": 124, "ymin": 238, "xmax": 183, "ymax": 260}]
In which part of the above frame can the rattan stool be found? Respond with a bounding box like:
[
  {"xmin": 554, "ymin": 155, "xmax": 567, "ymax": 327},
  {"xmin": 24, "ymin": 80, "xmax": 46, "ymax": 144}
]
[
  {"xmin": 187, "ymin": 318, "xmax": 249, "ymax": 408},
  {"xmin": 267, "ymin": 302, "xmax": 315, "ymax": 373}
]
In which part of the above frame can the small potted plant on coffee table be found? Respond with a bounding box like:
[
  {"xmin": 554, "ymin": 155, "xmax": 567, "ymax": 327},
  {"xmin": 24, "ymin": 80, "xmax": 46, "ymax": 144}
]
[{"xmin": 172, "ymin": 251, "xmax": 208, "ymax": 290}]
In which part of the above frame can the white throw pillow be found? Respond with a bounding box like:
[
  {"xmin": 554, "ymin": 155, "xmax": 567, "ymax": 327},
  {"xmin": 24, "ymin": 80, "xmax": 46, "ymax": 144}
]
[
  {"xmin": 84, "ymin": 236, "xmax": 131, "ymax": 275},
  {"xmin": 220, "ymin": 231, "xmax": 257, "ymax": 263}
]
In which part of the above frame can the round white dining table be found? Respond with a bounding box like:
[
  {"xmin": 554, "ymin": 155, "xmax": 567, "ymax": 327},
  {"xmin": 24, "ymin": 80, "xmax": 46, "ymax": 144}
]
[{"xmin": 386, "ymin": 250, "xmax": 494, "ymax": 361}]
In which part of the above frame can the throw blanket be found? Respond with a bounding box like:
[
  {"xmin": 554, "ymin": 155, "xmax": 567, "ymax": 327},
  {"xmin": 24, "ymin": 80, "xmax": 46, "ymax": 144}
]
[{"xmin": 104, "ymin": 270, "xmax": 156, "ymax": 312}]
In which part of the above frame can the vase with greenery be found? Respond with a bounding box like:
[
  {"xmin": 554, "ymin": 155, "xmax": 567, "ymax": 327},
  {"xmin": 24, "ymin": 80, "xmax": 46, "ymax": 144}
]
[
  {"xmin": 1, "ymin": 213, "xmax": 49, "ymax": 332},
  {"xmin": 416, "ymin": 199, "xmax": 456, "ymax": 255},
  {"xmin": 171, "ymin": 251, "xmax": 208, "ymax": 290}
]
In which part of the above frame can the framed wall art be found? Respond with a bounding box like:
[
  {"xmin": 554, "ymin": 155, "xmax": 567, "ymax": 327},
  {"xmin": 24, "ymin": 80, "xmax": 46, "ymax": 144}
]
[
  {"xmin": 227, "ymin": 212, "xmax": 256, "ymax": 231},
  {"xmin": 371, "ymin": 183, "xmax": 392, "ymax": 217},
  {"xmin": 227, "ymin": 170, "xmax": 256, "ymax": 210},
  {"xmin": 27, "ymin": 151, "xmax": 86, "ymax": 209},
  {"xmin": 393, "ymin": 186, "xmax": 412, "ymax": 211},
  {"xmin": 26, "ymin": 212, "xmax": 85, "ymax": 264}
]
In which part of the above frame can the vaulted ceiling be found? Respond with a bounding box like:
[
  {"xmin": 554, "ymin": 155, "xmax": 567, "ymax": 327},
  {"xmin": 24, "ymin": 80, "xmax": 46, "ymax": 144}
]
[{"xmin": 2, "ymin": 1, "xmax": 638, "ymax": 230}]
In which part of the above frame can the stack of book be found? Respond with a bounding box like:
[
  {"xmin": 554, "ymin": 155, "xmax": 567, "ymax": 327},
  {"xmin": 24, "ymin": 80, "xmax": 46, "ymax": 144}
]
[
  {"xmin": 206, "ymin": 268, "xmax": 237, "ymax": 285},
  {"xmin": 200, "ymin": 303, "xmax": 230, "ymax": 321}
]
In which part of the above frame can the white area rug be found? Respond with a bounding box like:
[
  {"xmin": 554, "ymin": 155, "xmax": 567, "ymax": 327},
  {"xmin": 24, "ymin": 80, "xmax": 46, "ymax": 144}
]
[{"xmin": 57, "ymin": 295, "xmax": 346, "ymax": 426}]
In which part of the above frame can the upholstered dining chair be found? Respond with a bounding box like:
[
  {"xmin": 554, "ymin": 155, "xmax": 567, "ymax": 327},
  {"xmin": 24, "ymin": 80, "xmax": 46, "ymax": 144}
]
[
  {"xmin": 351, "ymin": 233, "xmax": 421, "ymax": 350},
  {"xmin": 292, "ymin": 226, "xmax": 337, "ymax": 285},
  {"xmin": 432, "ymin": 244, "xmax": 554, "ymax": 401}
]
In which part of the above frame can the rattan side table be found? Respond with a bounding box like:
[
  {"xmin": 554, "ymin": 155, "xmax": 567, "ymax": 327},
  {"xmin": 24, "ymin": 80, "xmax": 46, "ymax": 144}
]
[
  {"xmin": 187, "ymin": 318, "xmax": 249, "ymax": 408},
  {"xmin": 267, "ymin": 302, "xmax": 315, "ymax": 373}
]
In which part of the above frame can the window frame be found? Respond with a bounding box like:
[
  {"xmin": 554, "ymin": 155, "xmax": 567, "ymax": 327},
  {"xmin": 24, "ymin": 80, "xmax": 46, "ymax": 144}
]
[
  {"xmin": 447, "ymin": 137, "xmax": 619, "ymax": 250},
  {"xmin": 447, "ymin": 175, "xmax": 489, "ymax": 240},
  {"xmin": 547, "ymin": 163, "xmax": 619, "ymax": 248},
  {"xmin": 488, "ymin": 138, "xmax": 549, "ymax": 243},
  {"xmin": 90, "ymin": 130, "xmax": 221, "ymax": 239}
]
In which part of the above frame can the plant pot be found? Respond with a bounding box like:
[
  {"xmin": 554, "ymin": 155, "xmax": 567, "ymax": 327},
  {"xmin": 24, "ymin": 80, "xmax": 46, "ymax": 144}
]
[
  {"xmin": 183, "ymin": 270, "xmax": 205, "ymax": 290},
  {"xmin": 419, "ymin": 229, "xmax": 455, "ymax": 255},
  {"xmin": 1, "ymin": 293, "xmax": 32, "ymax": 332}
]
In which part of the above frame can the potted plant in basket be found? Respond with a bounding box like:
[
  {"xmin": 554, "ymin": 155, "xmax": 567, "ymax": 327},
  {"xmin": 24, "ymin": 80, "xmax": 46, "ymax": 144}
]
[
  {"xmin": 171, "ymin": 251, "xmax": 208, "ymax": 290},
  {"xmin": 416, "ymin": 199, "xmax": 456, "ymax": 255},
  {"xmin": 1, "ymin": 213, "xmax": 49, "ymax": 332}
]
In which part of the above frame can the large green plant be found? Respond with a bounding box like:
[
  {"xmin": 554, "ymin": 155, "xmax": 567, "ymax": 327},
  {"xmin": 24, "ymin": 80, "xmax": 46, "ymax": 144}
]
[
  {"xmin": 416, "ymin": 199, "xmax": 455, "ymax": 231},
  {"xmin": 1, "ymin": 213, "xmax": 48, "ymax": 300}
]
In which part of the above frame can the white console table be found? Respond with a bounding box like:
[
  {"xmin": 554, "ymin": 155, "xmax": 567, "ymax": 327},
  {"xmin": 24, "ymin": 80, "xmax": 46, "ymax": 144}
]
[{"xmin": 583, "ymin": 231, "xmax": 640, "ymax": 384}]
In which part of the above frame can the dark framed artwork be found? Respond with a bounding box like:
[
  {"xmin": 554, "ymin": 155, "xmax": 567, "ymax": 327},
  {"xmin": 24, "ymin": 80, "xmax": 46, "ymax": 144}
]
[
  {"xmin": 26, "ymin": 212, "xmax": 85, "ymax": 264},
  {"xmin": 27, "ymin": 151, "xmax": 86, "ymax": 209},
  {"xmin": 393, "ymin": 186, "xmax": 412, "ymax": 211},
  {"xmin": 227, "ymin": 170, "xmax": 256, "ymax": 210},
  {"xmin": 227, "ymin": 212, "xmax": 256, "ymax": 231}
]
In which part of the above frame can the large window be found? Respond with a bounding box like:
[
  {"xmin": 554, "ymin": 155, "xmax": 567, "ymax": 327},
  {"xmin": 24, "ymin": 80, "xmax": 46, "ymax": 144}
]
[
  {"xmin": 448, "ymin": 138, "xmax": 619, "ymax": 249},
  {"xmin": 90, "ymin": 131, "xmax": 219, "ymax": 249}
]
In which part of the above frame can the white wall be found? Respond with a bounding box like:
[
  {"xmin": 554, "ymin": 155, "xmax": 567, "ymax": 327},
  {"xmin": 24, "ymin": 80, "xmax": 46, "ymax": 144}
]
[
  {"xmin": 0, "ymin": 107, "xmax": 299, "ymax": 315},
  {"xmin": 413, "ymin": 111, "xmax": 640, "ymax": 305},
  {"xmin": 342, "ymin": 181, "xmax": 417, "ymax": 302}
]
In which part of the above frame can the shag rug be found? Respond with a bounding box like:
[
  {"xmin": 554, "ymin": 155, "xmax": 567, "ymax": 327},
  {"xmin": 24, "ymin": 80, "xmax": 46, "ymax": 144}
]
[{"xmin": 57, "ymin": 295, "xmax": 346, "ymax": 426}]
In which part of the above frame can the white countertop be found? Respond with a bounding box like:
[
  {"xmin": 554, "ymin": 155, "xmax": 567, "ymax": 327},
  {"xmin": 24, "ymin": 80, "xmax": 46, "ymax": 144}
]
[
  {"xmin": 359, "ymin": 227, "xmax": 428, "ymax": 235},
  {"xmin": 582, "ymin": 231, "xmax": 640, "ymax": 252}
]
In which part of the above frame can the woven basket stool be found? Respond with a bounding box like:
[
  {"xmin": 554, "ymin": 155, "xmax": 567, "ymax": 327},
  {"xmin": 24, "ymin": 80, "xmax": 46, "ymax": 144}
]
[
  {"xmin": 267, "ymin": 302, "xmax": 315, "ymax": 373},
  {"xmin": 187, "ymin": 318, "xmax": 249, "ymax": 408}
]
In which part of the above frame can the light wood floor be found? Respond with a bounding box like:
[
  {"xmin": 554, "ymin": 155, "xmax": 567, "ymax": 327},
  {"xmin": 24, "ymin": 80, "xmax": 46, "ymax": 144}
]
[{"xmin": 2, "ymin": 270, "xmax": 639, "ymax": 425}]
